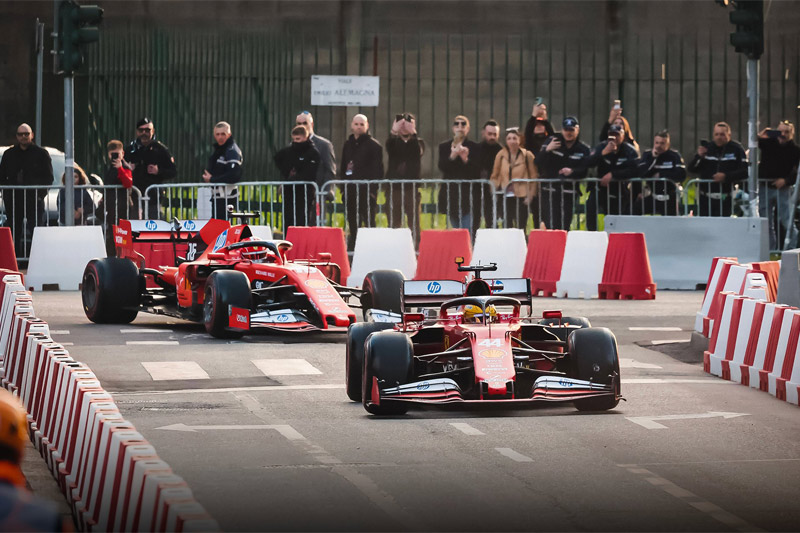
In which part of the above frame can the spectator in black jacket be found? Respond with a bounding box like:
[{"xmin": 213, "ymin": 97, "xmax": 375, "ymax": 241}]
[
  {"xmin": 633, "ymin": 130, "xmax": 686, "ymax": 216},
  {"xmin": 688, "ymin": 122, "xmax": 748, "ymax": 217},
  {"xmin": 475, "ymin": 120, "xmax": 502, "ymax": 232},
  {"xmin": 202, "ymin": 121, "xmax": 243, "ymax": 220},
  {"xmin": 524, "ymin": 101, "xmax": 555, "ymax": 154},
  {"xmin": 274, "ymin": 125, "xmax": 320, "ymax": 228},
  {"xmin": 758, "ymin": 120, "xmax": 800, "ymax": 249},
  {"xmin": 536, "ymin": 116, "xmax": 591, "ymax": 230},
  {"xmin": 438, "ymin": 115, "xmax": 480, "ymax": 232},
  {"xmin": 340, "ymin": 114, "xmax": 383, "ymax": 248},
  {"xmin": 601, "ymin": 103, "xmax": 640, "ymax": 154},
  {"xmin": 125, "ymin": 117, "xmax": 177, "ymax": 220},
  {"xmin": 585, "ymin": 123, "xmax": 640, "ymax": 230},
  {"xmin": 0, "ymin": 123, "xmax": 53, "ymax": 255},
  {"xmin": 386, "ymin": 113, "xmax": 422, "ymax": 242}
]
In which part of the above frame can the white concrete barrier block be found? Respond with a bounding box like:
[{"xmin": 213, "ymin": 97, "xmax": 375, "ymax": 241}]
[
  {"xmin": 248, "ymin": 225, "xmax": 273, "ymax": 241},
  {"xmin": 729, "ymin": 299, "xmax": 760, "ymax": 383},
  {"xmin": 555, "ymin": 231, "xmax": 609, "ymax": 299},
  {"xmin": 766, "ymin": 309, "xmax": 799, "ymax": 396},
  {"xmin": 348, "ymin": 228, "xmax": 416, "ymax": 287},
  {"xmin": 708, "ymin": 293, "xmax": 739, "ymax": 377},
  {"xmin": 749, "ymin": 303, "xmax": 779, "ymax": 388},
  {"xmin": 26, "ymin": 227, "xmax": 106, "ymax": 291},
  {"xmin": 742, "ymin": 272, "xmax": 768, "ymax": 301},
  {"xmin": 470, "ymin": 229, "xmax": 527, "ymax": 278}
]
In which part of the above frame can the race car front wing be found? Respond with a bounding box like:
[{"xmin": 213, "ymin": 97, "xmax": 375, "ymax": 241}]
[{"xmin": 377, "ymin": 375, "xmax": 617, "ymax": 405}]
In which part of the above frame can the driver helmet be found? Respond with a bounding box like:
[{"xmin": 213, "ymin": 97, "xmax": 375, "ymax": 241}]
[
  {"xmin": 462, "ymin": 304, "xmax": 497, "ymax": 324},
  {"xmin": 240, "ymin": 237, "xmax": 270, "ymax": 263}
]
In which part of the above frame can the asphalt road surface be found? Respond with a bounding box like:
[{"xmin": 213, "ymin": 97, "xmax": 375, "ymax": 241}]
[{"xmin": 29, "ymin": 291, "xmax": 800, "ymax": 532}]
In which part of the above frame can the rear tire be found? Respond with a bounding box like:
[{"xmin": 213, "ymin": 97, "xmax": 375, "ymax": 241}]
[
  {"xmin": 362, "ymin": 331, "xmax": 413, "ymax": 415},
  {"xmin": 203, "ymin": 270, "xmax": 252, "ymax": 339},
  {"xmin": 539, "ymin": 316, "xmax": 591, "ymax": 342},
  {"xmin": 346, "ymin": 322, "xmax": 395, "ymax": 401},
  {"xmin": 361, "ymin": 270, "xmax": 405, "ymax": 314},
  {"xmin": 81, "ymin": 258, "xmax": 140, "ymax": 324},
  {"xmin": 567, "ymin": 327, "xmax": 621, "ymax": 411}
]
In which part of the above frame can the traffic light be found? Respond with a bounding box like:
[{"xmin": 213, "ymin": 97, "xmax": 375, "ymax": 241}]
[
  {"xmin": 729, "ymin": 0, "xmax": 764, "ymax": 60},
  {"xmin": 58, "ymin": 0, "xmax": 104, "ymax": 74}
]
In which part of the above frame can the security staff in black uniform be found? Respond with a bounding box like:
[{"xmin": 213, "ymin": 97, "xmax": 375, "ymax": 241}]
[
  {"xmin": 125, "ymin": 117, "xmax": 177, "ymax": 220},
  {"xmin": 687, "ymin": 121, "xmax": 747, "ymax": 217},
  {"xmin": 536, "ymin": 116, "xmax": 591, "ymax": 230},
  {"xmin": 585, "ymin": 123, "xmax": 639, "ymax": 230},
  {"xmin": 633, "ymin": 130, "xmax": 686, "ymax": 216},
  {"xmin": 202, "ymin": 121, "xmax": 243, "ymax": 220}
]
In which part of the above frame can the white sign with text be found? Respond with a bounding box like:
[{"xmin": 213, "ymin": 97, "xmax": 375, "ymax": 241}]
[{"xmin": 311, "ymin": 75, "xmax": 380, "ymax": 107}]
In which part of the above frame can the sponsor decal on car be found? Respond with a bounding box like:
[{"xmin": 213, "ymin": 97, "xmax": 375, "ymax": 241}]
[
  {"xmin": 416, "ymin": 381, "xmax": 431, "ymax": 391},
  {"xmin": 213, "ymin": 230, "xmax": 229, "ymax": 252},
  {"xmin": 305, "ymin": 279, "xmax": 328, "ymax": 289},
  {"xmin": 479, "ymin": 348, "xmax": 506, "ymax": 359},
  {"xmin": 183, "ymin": 220, "xmax": 196, "ymax": 231},
  {"xmin": 426, "ymin": 281, "xmax": 442, "ymax": 294},
  {"xmin": 490, "ymin": 280, "xmax": 504, "ymax": 293},
  {"xmin": 228, "ymin": 306, "xmax": 250, "ymax": 330},
  {"xmin": 274, "ymin": 314, "xmax": 290, "ymax": 322},
  {"xmin": 145, "ymin": 220, "xmax": 158, "ymax": 231}
]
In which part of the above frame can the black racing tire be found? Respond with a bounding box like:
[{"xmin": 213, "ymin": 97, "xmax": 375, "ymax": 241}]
[
  {"xmin": 362, "ymin": 331, "xmax": 413, "ymax": 415},
  {"xmin": 346, "ymin": 322, "xmax": 395, "ymax": 402},
  {"xmin": 81, "ymin": 258, "xmax": 140, "ymax": 324},
  {"xmin": 567, "ymin": 327, "xmax": 621, "ymax": 411},
  {"xmin": 539, "ymin": 316, "xmax": 592, "ymax": 342},
  {"xmin": 361, "ymin": 270, "xmax": 405, "ymax": 315},
  {"xmin": 203, "ymin": 270, "xmax": 252, "ymax": 339}
]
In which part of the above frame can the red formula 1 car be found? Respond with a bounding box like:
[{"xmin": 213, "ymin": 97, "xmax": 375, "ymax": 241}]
[
  {"xmin": 81, "ymin": 218, "xmax": 404, "ymax": 338},
  {"xmin": 346, "ymin": 261, "xmax": 622, "ymax": 415}
]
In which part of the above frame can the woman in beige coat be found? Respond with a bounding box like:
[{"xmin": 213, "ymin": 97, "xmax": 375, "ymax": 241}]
[{"xmin": 489, "ymin": 128, "xmax": 538, "ymax": 229}]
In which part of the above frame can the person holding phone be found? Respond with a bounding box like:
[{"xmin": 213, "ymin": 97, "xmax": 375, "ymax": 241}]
[
  {"xmin": 757, "ymin": 120, "xmax": 800, "ymax": 249},
  {"xmin": 585, "ymin": 123, "xmax": 640, "ymax": 230},
  {"xmin": 600, "ymin": 100, "xmax": 640, "ymax": 154},
  {"xmin": 688, "ymin": 122, "xmax": 747, "ymax": 217},
  {"xmin": 524, "ymin": 98, "xmax": 555, "ymax": 154},
  {"xmin": 438, "ymin": 115, "xmax": 479, "ymax": 232},
  {"xmin": 386, "ymin": 112, "xmax": 423, "ymax": 242},
  {"xmin": 99, "ymin": 140, "xmax": 134, "ymax": 253}
]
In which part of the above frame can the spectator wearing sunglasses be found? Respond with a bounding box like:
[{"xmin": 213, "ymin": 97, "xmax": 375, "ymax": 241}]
[
  {"xmin": 758, "ymin": 120, "xmax": 800, "ymax": 249},
  {"xmin": 0, "ymin": 123, "xmax": 53, "ymax": 255},
  {"xmin": 295, "ymin": 111, "xmax": 336, "ymax": 187},
  {"xmin": 438, "ymin": 115, "xmax": 480, "ymax": 232},
  {"xmin": 125, "ymin": 117, "xmax": 177, "ymax": 220}
]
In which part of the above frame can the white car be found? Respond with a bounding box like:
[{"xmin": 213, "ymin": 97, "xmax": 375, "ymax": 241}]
[{"xmin": 0, "ymin": 145, "xmax": 102, "ymax": 225}]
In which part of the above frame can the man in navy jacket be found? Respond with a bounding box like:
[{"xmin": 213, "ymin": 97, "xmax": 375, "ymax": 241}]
[{"xmin": 203, "ymin": 121, "xmax": 243, "ymax": 220}]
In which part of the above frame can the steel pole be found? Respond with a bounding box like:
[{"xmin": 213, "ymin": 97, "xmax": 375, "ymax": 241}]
[
  {"xmin": 64, "ymin": 76, "xmax": 74, "ymax": 226},
  {"xmin": 35, "ymin": 20, "xmax": 44, "ymax": 141},
  {"xmin": 748, "ymin": 57, "xmax": 760, "ymax": 218}
]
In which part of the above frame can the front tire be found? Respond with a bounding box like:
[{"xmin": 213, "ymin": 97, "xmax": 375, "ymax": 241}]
[
  {"xmin": 81, "ymin": 258, "xmax": 140, "ymax": 324},
  {"xmin": 567, "ymin": 327, "xmax": 621, "ymax": 411},
  {"xmin": 203, "ymin": 270, "xmax": 252, "ymax": 339},
  {"xmin": 346, "ymin": 322, "xmax": 395, "ymax": 401},
  {"xmin": 361, "ymin": 270, "xmax": 405, "ymax": 314},
  {"xmin": 362, "ymin": 331, "xmax": 414, "ymax": 415}
]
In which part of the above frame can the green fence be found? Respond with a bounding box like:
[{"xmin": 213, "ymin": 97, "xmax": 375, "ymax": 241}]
[{"xmin": 80, "ymin": 28, "xmax": 800, "ymax": 181}]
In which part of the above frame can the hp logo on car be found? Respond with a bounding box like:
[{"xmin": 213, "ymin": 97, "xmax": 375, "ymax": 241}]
[
  {"xmin": 183, "ymin": 220, "xmax": 196, "ymax": 231},
  {"xmin": 426, "ymin": 282, "xmax": 442, "ymax": 294},
  {"xmin": 275, "ymin": 314, "xmax": 290, "ymax": 322},
  {"xmin": 492, "ymin": 280, "xmax": 504, "ymax": 293},
  {"xmin": 416, "ymin": 381, "xmax": 431, "ymax": 391},
  {"xmin": 145, "ymin": 220, "xmax": 157, "ymax": 231}
]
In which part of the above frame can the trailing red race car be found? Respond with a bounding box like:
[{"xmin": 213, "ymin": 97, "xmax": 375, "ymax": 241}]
[
  {"xmin": 81, "ymin": 218, "xmax": 404, "ymax": 338},
  {"xmin": 346, "ymin": 260, "xmax": 622, "ymax": 415}
]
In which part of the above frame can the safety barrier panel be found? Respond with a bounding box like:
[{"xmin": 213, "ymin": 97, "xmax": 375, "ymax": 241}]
[
  {"xmin": 0, "ymin": 227, "xmax": 18, "ymax": 271},
  {"xmin": 0, "ymin": 271, "xmax": 220, "ymax": 531},
  {"xmin": 556, "ymin": 231, "xmax": 608, "ymax": 299},
  {"xmin": 471, "ymin": 229, "xmax": 527, "ymax": 278},
  {"xmin": 523, "ymin": 229, "xmax": 567, "ymax": 298},
  {"xmin": 26, "ymin": 226, "xmax": 107, "ymax": 291},
  {"xmin": 701, "ymin": 290, "xmax": 800, "ymax": 406},
  {"xmin": 414, "ymin": 229, "xmax": 472, "ymax": 281},
  {"xmin": 285, "ymin": 226, "xmax": 351, "ymax": 283},
  {"xmin": 348, "ymin": 228, "xmax": 417, "ymax": 287},
  {"xmin": 598, "ymin": 232, "xmax": 656, "ymax": 300}
]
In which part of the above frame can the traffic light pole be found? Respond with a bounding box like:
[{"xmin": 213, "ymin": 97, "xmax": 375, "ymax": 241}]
[
  {"xmin": 748, "ymin": 58, "xmax": 760, "ymax": 218},
  {"xmin": 64, "ymin": 75, "xmax": 74, "ymax": 226}
]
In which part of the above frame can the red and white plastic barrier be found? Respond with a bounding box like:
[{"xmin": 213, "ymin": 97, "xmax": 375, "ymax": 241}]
[{"xmin": 0, "ymin": 271, "xmax": 220, "ymax": 531}]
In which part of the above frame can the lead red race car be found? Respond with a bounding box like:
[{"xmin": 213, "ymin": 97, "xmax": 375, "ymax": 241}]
[
  {"xmin": 81, "ymin": 218, "xmax": 404, "ymax": 338},
  {"xmin": 346, "ymin": 260, "xmax": 622, "ymax": 415}
]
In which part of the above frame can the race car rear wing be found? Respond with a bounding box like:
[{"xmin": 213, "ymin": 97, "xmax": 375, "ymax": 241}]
[
  {"xmin": 114, "ymin": 218, "xmax": 230, "ymax": 268},
  {"xmin": 402, "ymin": 278, "xmax": 532, "ymax": 309}
]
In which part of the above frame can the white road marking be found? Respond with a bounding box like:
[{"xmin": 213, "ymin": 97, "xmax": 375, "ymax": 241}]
[
  {"xmin": 622, "ymin": 465, "xmax": 764, "ymax": 532},
  {"xmin": 496, "ymin": 448, "xmax": 534, "ymax": 462},
  {"xmin": 626, "ymin": 411, "xmax": 749, "ymax": 430},
  {"xmin": 251, "ymin": 358, "xmax": 322, "ymax": 376},
  {"xmin": 60, "ymin": 342, "xmax": 74, "ymax": 346},
  {"xmin": 142, "ymin": 361, "xmax": 209, "ymax": 381},
  {"xmin": 49, "ymin": 330, "xmax": 70, "ymax": 335},
  {"xmin": 623, "ymin": 378, "xmax": 734, "ymax": 385},
  {"xmin": 651, "ymin": 339, "xmax": 691, "ymax": 345},
  {"xmin": 121, "ymin": 328, "xmax": 174, "ymax": 333},
  {"xmin": 619, "ymin": 358, "xmax": 663, "ymax": 369},
  {"xmin": 126, "ymin": 341, "xmax": 179, "ymax": 346},
  {"xmin": 112, "ymin": 383, "xmax": 344, "ymax": 396},
  {"xmin": 156, "ymin": 423, "xmax": 304, "ymax": 439},
  {"xmin": 450, "ymin": 422, "xmax": 484, "ymax": 435},
  {"xmin": 629, "ymin": 326, "xmax": 683, "ymax": 331}
]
